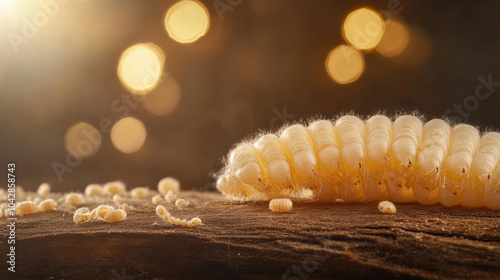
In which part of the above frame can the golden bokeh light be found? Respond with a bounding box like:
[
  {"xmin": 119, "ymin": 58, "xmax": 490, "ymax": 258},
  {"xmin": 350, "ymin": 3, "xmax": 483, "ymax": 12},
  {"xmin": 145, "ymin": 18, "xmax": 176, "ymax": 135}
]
[
  {"xmin": 164, "ymin": 0, "xmax": 210, "ymax": 44},
  {"xmin": 64, "ymin": 122, "xmax": 102, "ymax": 159},
  {"xmin": 375, "ymin": 19, "xmax": 409, "ymax": 57},
  {"xmin": 142, "ymin": 76, "xmax": 181, "ymax": 116},
  {"xmin": 111, "ymin": 117, "xmax": 147, "ymax": 154},
  {"xmin": 397, "ymin": 26, "xmax": 432, "ymax": 68},
  {"xmin": 325, "ymin": 45, "xmax": 365, "ymax": 84},
  {"xmin": 117, "ymin": 43, "xmax": 165, "ymax": 95},
  {"xmin": 342, "ymin": 8, "xmax": 385, "ymax": 50}
]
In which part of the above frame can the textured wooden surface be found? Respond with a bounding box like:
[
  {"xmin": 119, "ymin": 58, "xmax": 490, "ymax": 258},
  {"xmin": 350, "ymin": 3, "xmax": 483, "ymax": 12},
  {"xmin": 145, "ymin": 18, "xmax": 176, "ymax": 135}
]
[{"xmin": 1, "ymin": 191, "xmax": 499, "ymax": 280}]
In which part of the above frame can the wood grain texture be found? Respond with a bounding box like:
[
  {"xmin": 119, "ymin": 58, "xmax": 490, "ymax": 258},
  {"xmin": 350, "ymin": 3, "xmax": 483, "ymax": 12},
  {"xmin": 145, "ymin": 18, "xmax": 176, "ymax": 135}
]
[{"xmin": 0, "ymin": 191, "xmax": 499, "ymax": 280}]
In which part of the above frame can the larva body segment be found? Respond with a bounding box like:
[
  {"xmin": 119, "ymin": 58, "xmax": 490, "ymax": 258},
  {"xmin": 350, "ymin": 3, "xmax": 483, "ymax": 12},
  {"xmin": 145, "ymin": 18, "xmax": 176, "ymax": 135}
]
[
  {"xmin": 269, "ymin": 198, "xmax": 293, "ymax": 212},
  {"xmin": 413, "ymin": 119, "xmax": 451, "ymax": 205},
  {"xmin": 364, "ymin": 115, "xmax": 392, "ymax": 201},
  {"xmin": 463, "ymin": 132, "xmax": 500, "ymax": 207},
  {"xmin": 254, "ymin": 134, "xmax": 291, "ymax": 197},
  {"xmin": 279, "ymin": 124, "xmax": 317, "ymax": 194},
  {"xmin": 103, "ymin": 209, "xmax": 127, "ymax": 223},
  {"xmin": 65, "ymin": 193, "xmax": 84, "ymax": 206},
  {"xmin": 335, "ymin": 116, "xmax": 366, "ymax": 202},
  {"xmin": 440, "ymin": 124, "xmax": 480, "ymax": 207},
  {"xmin": 307, "ymin": 120, "xmax": 341, "ymax": 201},
  {"xmin": 16, "ymin": 201, "xmax": 39, "ymax": 216},
  {"xmin": 39, "ymin": 199, "xmax": 57, "ymax": 212},
  {"xmin": 386, "ymin": 115, "xmax": 422, "ymax": 203},
  {"xmin": 217, "ymin": 114, "xmax": 500, "ymax": 210}
]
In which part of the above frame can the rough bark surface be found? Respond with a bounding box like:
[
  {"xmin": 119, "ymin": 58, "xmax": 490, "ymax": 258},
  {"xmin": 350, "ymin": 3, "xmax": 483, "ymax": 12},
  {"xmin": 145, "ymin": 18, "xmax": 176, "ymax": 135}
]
[{"xmin": 1, "ymin": 191, "xmax": 499, "ymax": 280}]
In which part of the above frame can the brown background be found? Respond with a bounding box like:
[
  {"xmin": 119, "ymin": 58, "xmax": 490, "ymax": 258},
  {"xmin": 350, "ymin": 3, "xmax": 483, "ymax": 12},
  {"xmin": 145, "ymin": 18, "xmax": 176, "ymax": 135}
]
[{"xmin": 0, "ymin": 0, "xmax": 499, "ymax": 192}]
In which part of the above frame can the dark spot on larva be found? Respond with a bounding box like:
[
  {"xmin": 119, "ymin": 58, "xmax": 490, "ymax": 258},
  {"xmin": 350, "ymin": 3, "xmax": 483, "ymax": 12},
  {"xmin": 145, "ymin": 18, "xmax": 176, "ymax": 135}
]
[
  {"xmin": 407, "ymin": 159, "xmax": 412, "ymax": 168},
  {"xmin": 358, "ymin": 163, "xmax": 362, "ymax": 168},
  {"xmin": 258, "ymin": 177, "xmax": 262, "ymax": 182},
  {"xmin": 378, "ymin": 181, "xmax": 382, "ymax": 185},
  {"xmin": 488, "ymin": 174, "xmax": 491, "ymax": 179},
  {"xmin": 435, "ymin": 167, "xmax": 439, "ymax": 173},
  {"xmin": 462, "ymin": 168, "xmax": 466, "ymax": 174},
  {"xmin": 452, "ymin": 192, "xmax": 457, "ymax": 195}
]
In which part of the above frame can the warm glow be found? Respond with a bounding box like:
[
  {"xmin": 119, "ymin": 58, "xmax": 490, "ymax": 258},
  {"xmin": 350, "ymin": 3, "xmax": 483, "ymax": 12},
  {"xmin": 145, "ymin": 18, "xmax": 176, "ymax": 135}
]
[
  {"xmin": 117, "ymin": 43, "xmax": 165, "ymax": 95},
  {"xmin": 111, "ymin": 117, "xmax": 147, "ymax": 154},
  {"xmin": 64, "ymin": 122, "xmax": 102, "ymax": 159},
  {"xmin": 325, "ymin": 45, "xmax": 365, "ymax": 84},
  {"xmin": 342, "ymin": 8, "xmax": 385, "ymax": 50},
  {"xmin": 164, "ymin": 0, "xmax": 210, "ymax": 44},
  {"xmin": 142, "ymin": 76, "xmax": 181, "ymax": 116},
  {"xmin": 397, "ymin": 26, "xmax": 432, "ymax": 68},
  {"xmin": 375, "ymin": 19, "xmax": 409, "ymax": 57}
]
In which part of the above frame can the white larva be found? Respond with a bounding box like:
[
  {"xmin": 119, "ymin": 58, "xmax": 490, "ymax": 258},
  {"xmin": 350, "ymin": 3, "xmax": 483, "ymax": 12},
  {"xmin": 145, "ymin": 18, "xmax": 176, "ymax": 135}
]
[
  {"xmin": 164, "ymin": 191, "xmax": 177, "ymax": 203},
  {"xmin": 33, "ymin": 197, "xmax": 42, "ymax": 205},
  {"xmin": 121, "ymin": 203, "xmax": 132, "ymax": 211},
  {"xmin": 217, "ymin": 114, "xmax": 500, "ymax": 210},
  {"xmin": 85, "ymin": 184, "xmax": 103, "ymax": 196},
  {"xmin": 191, "ymin": 217, "xmax": 202, "ymax": 226},
  {"xmin": 378, "ymin": 201, "xmax": 397, "ymax": 214},
  {"xmin": 65, "ymin": 193, "xmax": 84, "ymax": 206},
  {"xmin": 39, "ymin": 199, "xmax": 57, "ymax": 212},
  {"xmin": 175, "ymin": 199, "xmax": 189, "ymax": 209},
  {"xmin": 156, "ymin": 205, "xmax": 167, "ymax": 216},
  {"xmin": 152, "ymin": 195, "xmax": 162, "ymax": 204},
  {"xmin": 103, "ymin": 209, "xmax": 127, "ymax": 223},
  {"xmin": 73, "ymin": 212, "xmax": 91, "ymax": 223},
  {"xmin": 0, "ymin": 203, "xmax": 7, "ymax": 210},
  {"xmin": 158, "ymin": 177, "xmax": 180, "ymax": 195},
  {"xmin": 94, "ymin": 205, "xmax": 115, "ymax": 219},
  {"xmin": 131, "ymin": 187, "xmax": 149, "ymax": 198},
  {"xmin": 37, "ymin": 183, "xmax": 51, "ymax": 196},
  {"xmin": 113, "ymin": 194, "xmax": 123, "ymax": 205},
  {"xmin": 103, "ymin": 181, "xmax": 126, "ymax": 195},
  {"xmin": 16, "ymin": 201, "xmax": 39, "ymax": 216},
  {"xmin": 269, "ymin": 198, "xmax": 293, "ymax": 213}
]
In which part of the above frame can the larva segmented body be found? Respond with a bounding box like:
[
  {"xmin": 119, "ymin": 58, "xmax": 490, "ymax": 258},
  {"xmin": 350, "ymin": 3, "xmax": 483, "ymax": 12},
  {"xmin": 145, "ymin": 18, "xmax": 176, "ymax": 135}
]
[
  {"xmin": 217, "ymin": 115, "xmax": 500, "ymax": 210},
  {"xmin": 269, "ymin": 198, "xmax": 293, "ymax": 213},
  {"xmin": 16, "ymin": 201, "xmax": 39, "ymax": 216}
]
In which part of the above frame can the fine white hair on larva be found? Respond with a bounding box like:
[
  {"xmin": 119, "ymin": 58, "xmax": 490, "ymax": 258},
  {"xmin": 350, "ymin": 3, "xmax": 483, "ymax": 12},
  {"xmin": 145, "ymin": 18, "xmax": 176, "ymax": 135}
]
[
  {"xmin": 158, "ymin": 177, "xmax": 180, "ymax": 195},
  {"xmin": 85, "ymin": 184, "xmax": 104, "ymax": 196},
  {"xmin": 103, "ymin": 209, "xmax": 127, "ymax": 223},
  {"xmin": 164, "ymin": 191, "xmax": 177, "ymax": 203},
  {"xmin": 152, "ymin": 195, "xmax": 162, "ymax": 204},
  {"xmin": 378, "ymin": 201, "xmax": 397, "ymax": 214},
  {"xmin": 65, "ymin": 193, "xmax": 84, "ymax": 206},
  {"xmin": 216, "ymin": 114, "xmax": 500, "ymax": 210},
  {"xmin": 39, "ymin": 199, "xmax": 57, "ymax": 212},
  {"xmin": 269, "ymin": 198, "xmax": 293, "ymax": 213},
  {"xmin": 37, "ymin": 183, "xmax": 51, "ymax": 196},
  {"xmin": 113, "ymin": 194, "xmax": 123, "ymax": 205},
  {"xmin": 103, "ymin": 181, "xmax": 126, "ymax": 195},
  {"xmin": 175, "ymin": 199, "xmax": 189, "ymax": 209},
  {"xmin": 131, "ymin": 187, "xmax": 150, "ymax": 198},
  {"xmin": 16, "ymin": 201, "xmax": 39, "ymax": 216}
]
